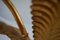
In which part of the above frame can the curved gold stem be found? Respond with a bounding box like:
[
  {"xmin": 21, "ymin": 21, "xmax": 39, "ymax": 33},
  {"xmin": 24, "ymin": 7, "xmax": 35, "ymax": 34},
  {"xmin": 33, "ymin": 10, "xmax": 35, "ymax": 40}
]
[{"xmin": 2, "ymin": 0, "xmax": 30, "ymax": 40}]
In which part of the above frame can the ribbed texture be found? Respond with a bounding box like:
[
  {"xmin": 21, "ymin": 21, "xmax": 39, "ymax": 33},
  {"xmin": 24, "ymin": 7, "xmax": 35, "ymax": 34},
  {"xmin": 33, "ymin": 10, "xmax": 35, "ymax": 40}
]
[{"xmin": 31, "ymin": 0, "xmax": 60, "ymax": 40}]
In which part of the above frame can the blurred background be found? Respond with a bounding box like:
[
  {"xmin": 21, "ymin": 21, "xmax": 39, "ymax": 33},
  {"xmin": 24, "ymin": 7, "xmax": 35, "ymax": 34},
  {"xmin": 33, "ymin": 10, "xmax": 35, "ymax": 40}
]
[{"xmin": 0, "ymin": 0, "xmax": 33, "ymax": 40}]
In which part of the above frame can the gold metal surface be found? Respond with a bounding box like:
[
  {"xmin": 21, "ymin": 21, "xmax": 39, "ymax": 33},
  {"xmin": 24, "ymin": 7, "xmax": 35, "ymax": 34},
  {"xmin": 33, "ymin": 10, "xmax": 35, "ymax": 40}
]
[
  {"xmin": 1, "ymin": 0, "xmax": 60, "ymax": 40},
  {"xmin": 31, "ymin": 0, "xmax": 60, "ymax": 40},
  {"xmin": 2, "ymin": 0, "xmax": 26, "ymax": 35},
  {"xmin": 2, "ymin": 0, "xmax": 30, "ymax": 40}
]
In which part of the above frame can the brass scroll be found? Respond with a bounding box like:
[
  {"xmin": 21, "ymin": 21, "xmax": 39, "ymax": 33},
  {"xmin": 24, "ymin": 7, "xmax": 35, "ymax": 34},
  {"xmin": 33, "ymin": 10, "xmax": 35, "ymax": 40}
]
[{"xmin": 0, "ymin": 0, "xmax": 30, "ymax": 40}]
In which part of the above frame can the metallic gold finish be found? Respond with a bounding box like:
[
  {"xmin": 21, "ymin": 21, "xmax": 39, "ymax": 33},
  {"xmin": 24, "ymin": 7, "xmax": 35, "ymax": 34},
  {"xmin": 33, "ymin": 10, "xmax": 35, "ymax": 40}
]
[
  {"xmin": 0, "ymin": 0, "xmax": 60, "ymax": 40},
  {"xmin": 31, "ymin": 0, "xmax": 60, "ymax": 40},
  {"xmin": 2, "ymin": 0, "xmax": 30, "ymax": 40}
]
